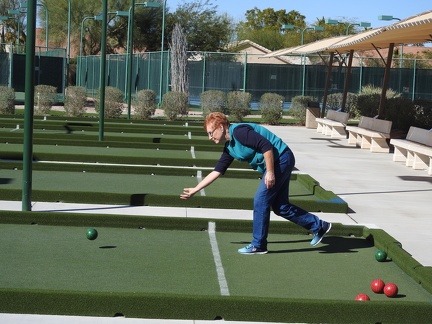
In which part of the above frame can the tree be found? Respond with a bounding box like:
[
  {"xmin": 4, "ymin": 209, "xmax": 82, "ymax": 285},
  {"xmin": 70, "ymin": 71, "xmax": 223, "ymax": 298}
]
[
  {"xmin": 170, "ymin": 23, "xmax": 188, "ymax": 94},
  {"xmin": 239, "ymin": 7, "xmax": 306, "ymax": 32},
  {"xmin": 236, "ymin": 7, "xmax": 307, "ymax": 50},
  {"xmin": 0, "ymin": 0, "xmax": 24, "ymax": 45},
  {"xmin": 37, "ymin": 0, "xmax": 163, "ymax": 55},
  {"xmin": 167, "ymin": 0, "xmax": 235, "ymax": 52}
]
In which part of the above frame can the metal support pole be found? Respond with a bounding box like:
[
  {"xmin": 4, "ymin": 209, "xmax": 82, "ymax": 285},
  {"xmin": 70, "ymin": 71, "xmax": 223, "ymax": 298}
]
[
  {"xmin": 66, "ymin": 0, "xmax": 71, "ymax": 87},
  {"xmin": 126, "ymin": 0, "xmax": 135, "ymax": 119},
  {"xmin": 242, "ymin": 52, "xmax": 247, "ymax": 92},
  {"xmin": 158, "ymin": 0, "xmax": 166, "ymax": 105},
  {"xmin": 22, "ymin": 0, "xmax": 37, "ymax": 211},
  {"xmin": 99, "ymin": 0, "xmax": 108, "ymax": 141}
]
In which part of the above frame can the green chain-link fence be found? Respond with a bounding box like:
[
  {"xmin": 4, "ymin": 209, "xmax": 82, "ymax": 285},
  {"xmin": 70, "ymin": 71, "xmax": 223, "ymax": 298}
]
[{"xmin": 76, "ymin": 51, "xmax": 432, "ymax": 105}]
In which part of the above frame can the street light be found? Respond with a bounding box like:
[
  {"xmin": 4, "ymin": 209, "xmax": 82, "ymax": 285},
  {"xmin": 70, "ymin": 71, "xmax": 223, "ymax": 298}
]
[
  {"xmin": 378, "ymin": 15, "xmax": 404, "ymax": 90},
  {"xmin": 281, "ymin": 24, "xmax": 324, "ymax": 45},
  {"xmin": 7, "ymin": 10, "xmax": 21, "ymax": 45},
  {"xmin": 378, "ymin": 15, "xmax": 403, "ymax": 68},
  {"xmin": 125, "ymin": 1, "xmax": 160, "ymax": 118},
  {"xmin": 325, "ymin": 19, "xmax": 370, "ymax": 35},
  {"xmin": 281, "ymin": 24, "xmax": 324, "ymax": 96},
  {"xmin": 20, "ymin": 1, "xmax": 49, "ymax": 48},
  {"xmin": 159, "ymin": 0, "xmax": 167, "ymax": 106},
  {"xmin": 78, "ymin": 15, "xmax": 103, "ymax": 86}
]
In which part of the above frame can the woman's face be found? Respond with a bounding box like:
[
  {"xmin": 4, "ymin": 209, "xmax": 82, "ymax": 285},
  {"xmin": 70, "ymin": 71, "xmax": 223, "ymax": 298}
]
[{"xmin": 206, "ymin": 123, "xmax": 225, "ymax": 144}]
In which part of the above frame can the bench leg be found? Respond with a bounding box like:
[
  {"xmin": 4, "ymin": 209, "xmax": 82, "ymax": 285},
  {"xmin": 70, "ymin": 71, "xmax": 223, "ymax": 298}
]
[
  {"xmin": 324, "ymin": 125, "xmax": 332, "ymax": 136},
  {"xmin": 369, "ymin": 137, "xmax": 390, "ymax": 153},
  {"xmin": 393, "ymin": 146, "xmax": 407, "ymax": 162},
  {"xmin": 317, "ymin": 123, "xmax": 323, "ymax": 133},
  {"xmin": 406, "ymin": 151, "xmax": 414, "ymax": 167},
  {"xmin": 360, "ymin": 135, "xmax": 371, "ymax": 149},
  {"xmin": 347, "ymin": 131, "xmax": 358, "ymax": 145},
  {"xmin": 429, "ymin": 158, "xmax": 432, "ymax": 176},
  {"xmin": 331, "ymin": 126, "xmax": 347, "ymax": 139},
  {"xmin": 412, "ymin": 153, "xmax": 429, "ymax": 170}
]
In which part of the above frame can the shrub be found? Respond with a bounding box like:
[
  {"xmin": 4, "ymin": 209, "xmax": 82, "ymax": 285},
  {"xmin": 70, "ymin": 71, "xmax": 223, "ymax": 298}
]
[
  {"xmin": 64, "ymin": 86, "xmax": 87, "ymax": 117},
  {"xmin": 384, "ymin": 97, "xmax": 415, "ymax": 132},
  {"xmin": 412, "ymin": 99, "xmax": 432, "ymax": 130},
  {"xmin": 134, "ymin": 89, "xmax": 157, "ymax": 120},
  {"xmin": 161, "ymin": 91, "xmax": 189, "ymax": 120},
  {"xmin": 227, "ymin": 91, "xmax": 251, "ymax": 122},
  {"xmin": 0, "ymin": 86, "xmax": 15, "ymax": 114},
  {"xmin": 357, "ymin": 84, "xmax": 400, "ymax": 117},
  {"xmin": 289, "ymin": 95, "xmax": 314, "ymax": 126},
  {"xmin": 34, "ymin": 85, "xmax": 57, "ymax": 115},
  {"xmin": 95, "ymin": 86, "xmax": 124, "ymax": 118},
  {"xmin": 326, "ymin": 92, "xmax": 359, "ymax": 119},
  {"xmin": 260, "ymin": 93, "xmax": 284, "ymax": 125},
  {"xmin": 356, "ymin": 93, "xmax": 380, "ymax": 117},
  {"xmin": 200, "ymin": 90, "xmax": 227, "ymax": 115}
]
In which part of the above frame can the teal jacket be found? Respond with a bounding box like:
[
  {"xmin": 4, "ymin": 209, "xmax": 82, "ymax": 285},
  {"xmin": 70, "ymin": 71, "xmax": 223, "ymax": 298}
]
[{"xmin": 226, "ymin": 123, "xmax": 288, "ymax": 173}]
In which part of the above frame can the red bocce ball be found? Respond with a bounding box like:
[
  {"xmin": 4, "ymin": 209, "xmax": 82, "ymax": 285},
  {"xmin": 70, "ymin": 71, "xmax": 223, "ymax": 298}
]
[
  {"xmin": 384, "ymin": 283, "xmax": 398, "ymax": 297},
  {"xmin": 355, "ymin": 293, "xmax": 370, "ymax": 301},
  {"xmin": 371, "ymin": 279, "xmax": 386, "ymax": 293}
]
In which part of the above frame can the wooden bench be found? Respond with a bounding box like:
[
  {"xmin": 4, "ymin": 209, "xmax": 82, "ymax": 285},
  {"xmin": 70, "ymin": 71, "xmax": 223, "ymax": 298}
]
[
  {"xmin": 316, "ymin": 110, "xmax": 349, "ymax": 138},
  {"xmin": 345, "ymin": 116, "xmax": 392, "ymax": 153},
  {"xmin": 390, "ymin": 126, "xmax": 432, "ymax": 175}
]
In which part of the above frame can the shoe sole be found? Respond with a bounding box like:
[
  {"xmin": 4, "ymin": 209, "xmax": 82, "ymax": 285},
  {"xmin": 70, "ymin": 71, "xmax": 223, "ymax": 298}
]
[
  {"xmin": 311, "ymin": 222, "xmax": 332, "ymax": 246},
  {"xmin": 238, "ymin": 250, "xmax": 268, "ymax": 255}
]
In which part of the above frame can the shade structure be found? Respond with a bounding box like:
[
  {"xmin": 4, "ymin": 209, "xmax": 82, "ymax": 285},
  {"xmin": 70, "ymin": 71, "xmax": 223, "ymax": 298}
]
[{"xmin": 264, "ymin": 10, "xmax": 432, "ymax": 56}]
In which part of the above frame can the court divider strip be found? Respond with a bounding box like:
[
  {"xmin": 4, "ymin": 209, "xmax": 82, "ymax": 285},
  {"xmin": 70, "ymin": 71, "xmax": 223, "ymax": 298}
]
[
  {"xmin": 197, "ymin": 170, "xmax": 206, "ymax": 196},
  {"xmin": 208, "ymin": 221, "xmax": 230, "ymax": 296}
]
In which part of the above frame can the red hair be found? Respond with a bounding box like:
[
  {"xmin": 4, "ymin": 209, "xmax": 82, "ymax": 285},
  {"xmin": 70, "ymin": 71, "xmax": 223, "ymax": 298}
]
[{"xmin": 203, "ymin": 112, "xmax": 229, "ymax": 130}]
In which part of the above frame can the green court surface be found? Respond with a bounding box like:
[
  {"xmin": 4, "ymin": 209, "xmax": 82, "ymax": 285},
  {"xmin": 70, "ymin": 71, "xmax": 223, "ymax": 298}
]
[
  {"xmin": 0, "ymin": 116, "xmax": 348, "ymax": 212},
  {"xmin": 0, "ymin": 212, "xmax": 431, "ymax": 323},
  {"xmin": 0, "ymin": 167, "xmax": 345, "ymax": 211}
]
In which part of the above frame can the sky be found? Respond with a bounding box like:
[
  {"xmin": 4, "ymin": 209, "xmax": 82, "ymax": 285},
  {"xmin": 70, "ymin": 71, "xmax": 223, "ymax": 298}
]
[{"xmin": 167, "ymin": 0, "xmax": 431, "ymax": 28}]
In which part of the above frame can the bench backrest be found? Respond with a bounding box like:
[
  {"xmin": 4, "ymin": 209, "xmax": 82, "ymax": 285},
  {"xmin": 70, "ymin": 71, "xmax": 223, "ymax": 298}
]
[
  {"xmin": 358, "ymin": 116, "xmax": 392, "ymax": 134},
  {"xmin": 326, "ymin": 110, "xmax": 349, "ymax": 123},
  {"xmin": 407, "ymin": 126, "xmax": 432, "ymax": 147}
]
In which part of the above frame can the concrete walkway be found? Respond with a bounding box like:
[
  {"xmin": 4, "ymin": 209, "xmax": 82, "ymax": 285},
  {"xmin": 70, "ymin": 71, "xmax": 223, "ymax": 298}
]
[{"xmin": 1, "ymin": 125, "xmax": 431, "ymax": 323}]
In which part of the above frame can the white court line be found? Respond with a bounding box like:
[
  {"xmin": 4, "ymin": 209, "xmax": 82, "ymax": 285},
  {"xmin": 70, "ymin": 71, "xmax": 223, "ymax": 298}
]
[
  {"xmin": 197, "ymin": 170, "xmax": 206, "ymax": 196},
  {"xmin": 208, "ymin": 222, "xmax": 230, "ymax": 296},
  {"xmin": 188, "ymin": 131, "xmax": 191, "ymax": 139},
  {"xmin": 190, "ymin": 146, "xmax": 196, "ymax": 159}
]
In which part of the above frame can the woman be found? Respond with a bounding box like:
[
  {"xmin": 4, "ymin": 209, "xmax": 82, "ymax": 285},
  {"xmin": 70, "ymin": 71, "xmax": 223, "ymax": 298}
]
[{"xmin": 180, "ymin": 112, "xmax": 331, "ymax": 254}]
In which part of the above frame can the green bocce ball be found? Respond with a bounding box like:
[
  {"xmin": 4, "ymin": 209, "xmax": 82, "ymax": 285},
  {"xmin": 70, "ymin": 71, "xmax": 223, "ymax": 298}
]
[
  {"xmin": 375, "ymin": 250, "xmax": 387, "ymax": 262},
  {"xmin": 86, "ymin": 228, "xmax": 98, "ymax": 240}
]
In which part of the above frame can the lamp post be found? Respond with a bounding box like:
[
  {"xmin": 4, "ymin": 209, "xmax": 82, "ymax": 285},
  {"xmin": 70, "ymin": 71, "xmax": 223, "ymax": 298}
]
[
  {"xmin": 378, "ymin": 15, "xmax": 403, "ymax": 68},
  {"xmin": 281, "ymin": 24, "xmax": 324, "ymax": 45},
  {"xmin": 66, "ymin": 0, "xmax": 71, "ymax": 86},
  {"xmin": 20, "ymin": 1, "xmax": 49, "ymax": 48},
  {"xmin": 281, "ymin": 24, "xmax": 324, "ymax": 96},
  {"xmin": 325, "ymin": 19, "xmax": 370, "ymax": 35},
  {"xmin": 159, "ymin": 0, "xmax": 167, "ymax": 105},
  {"xmin": 6, "ymin": 10, "xmax": 21, "ymax": 44},
  {"xmin": 125, "ymin": 1, "xmax": 160, "ymax": 118},
  {"xmin": 78, "ymin": 15, "xmax": 103, "ymax": 86},
  {"xmin": 379, "ymin": 15, "xmax": 403, "ymax": 95},
  {"xmin": 22, "ymin": 0, "xmax": 37, "ymax": 211}
]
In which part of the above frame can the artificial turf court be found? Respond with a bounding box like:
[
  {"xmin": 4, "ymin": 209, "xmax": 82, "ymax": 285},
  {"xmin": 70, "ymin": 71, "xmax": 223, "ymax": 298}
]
[
  {"xmin": 0, "ymin": 116, "xmax": 347, "ymax": 212},
  {"xmin": 0, "ymin": 211, "xmax": 431, "ymax": 323},
  {"xmin": 1, "ymin": 116, "xmax": 432, "ymax": 322}
]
